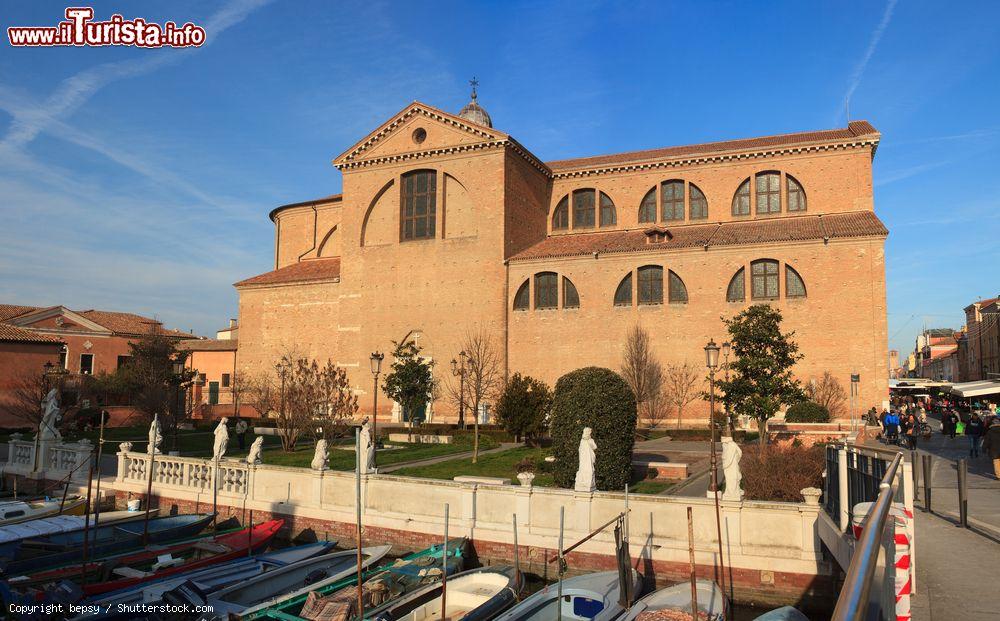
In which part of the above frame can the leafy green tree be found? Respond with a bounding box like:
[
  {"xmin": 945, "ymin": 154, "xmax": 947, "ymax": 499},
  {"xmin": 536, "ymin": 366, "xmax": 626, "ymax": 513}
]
[
  {"xmin": 495, "ymin": 373, "xmax": 552, "ymax": 443},
  {"xmin": 382, "ymin": 340, "xmax": 435, "ymax": 438},
  {"xmin": 716, "ymin": 305, "xmax": 804, "ymax": 445},
  {"xmin": 550, "ymin": 367, "xmax": 637, "ymax": 491}
]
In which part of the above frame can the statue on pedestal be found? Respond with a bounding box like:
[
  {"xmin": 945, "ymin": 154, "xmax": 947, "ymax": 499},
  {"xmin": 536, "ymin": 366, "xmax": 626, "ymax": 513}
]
[
  {"xmin": 213, "ymin": 417, "xmax": 229, "ymax": 461},
  {"xmin": 359, "ymin": 419, "xmax": 375, "ymax": 474},
  {"xmin": 147, "ymin": 414, "xmax": 162, "ymax": 455},
  {"xmin": 38, "ymin": 388, "xmax": 62, "ymax": 442},
  {"xmin": 721, "ymin": 436, "xmax": 744, "ymax": 501},
  {"xmin": 574, "ymin": 427, "xmax": 597, "ymax": 493},
  {"xmin": 246, "ymin": 436, "xmax": 264, "ymax": 465},
  {"xmin": 312, "ymin": 439, "xmax": 329, "ymax": 471}
]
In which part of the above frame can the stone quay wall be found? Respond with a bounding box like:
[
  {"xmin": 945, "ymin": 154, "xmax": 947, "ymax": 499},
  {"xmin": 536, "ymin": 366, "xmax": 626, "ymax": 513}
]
[{"xmin": 106, "ymin": 450, "xmax": 834, "ymax": 609}]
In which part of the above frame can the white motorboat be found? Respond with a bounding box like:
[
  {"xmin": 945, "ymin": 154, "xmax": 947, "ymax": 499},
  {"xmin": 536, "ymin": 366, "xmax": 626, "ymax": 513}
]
[
  {"xmin": 0, "ymin": 497, "xmax": 86, "ymax": 525},
  {"xmin": 620, "ymin": 580, "xmax": 726, "ymax": 621},
  {"xmin": 492, "ymin": 570, "xmax": 642, "ymax": 621}
]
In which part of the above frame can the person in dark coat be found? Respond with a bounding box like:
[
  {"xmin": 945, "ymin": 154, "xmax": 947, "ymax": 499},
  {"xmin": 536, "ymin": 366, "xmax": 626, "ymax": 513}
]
[
  {"xmin": 966, "ymin": 414, "xmax": 985, "ymax": 458},
  {"xmin": 982, "ymin": 419, "xmax": 1000, "ymax": 480}
]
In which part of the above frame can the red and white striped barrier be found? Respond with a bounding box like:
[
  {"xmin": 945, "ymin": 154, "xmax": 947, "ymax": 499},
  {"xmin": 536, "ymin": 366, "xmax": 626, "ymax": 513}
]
[{"xmin": 852, "ymin": 502, "xmax": 912, "ymax": 621}]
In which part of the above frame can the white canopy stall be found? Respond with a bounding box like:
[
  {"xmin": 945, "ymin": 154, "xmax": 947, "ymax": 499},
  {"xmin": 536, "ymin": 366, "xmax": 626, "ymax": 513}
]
[{"xmin": 948, "ymin": 380, "xmax": 1000, "ymax": 399}]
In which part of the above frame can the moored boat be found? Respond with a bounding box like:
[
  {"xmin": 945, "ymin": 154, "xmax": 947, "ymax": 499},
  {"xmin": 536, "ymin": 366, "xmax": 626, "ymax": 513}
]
[
  {"xmin": 620, "ymin": 580, "xmax": 726, "ymax": 621},
  {"xmin": 491, "ymin": 570, "xmax": 642, "ymax": 621},
  {"xmin": 366, "ymin": 565, "xmax": 521, "ymax": 621},
  {"xmin": 249, "ymin": 537, "xmax": 467, "ymax": 621},
  {"xmin": 0, "ymin": 509, "xmax": 156, "ymax": 559},
  {"xmin": 2, "ymin": 512, "xmax": 213, "ymax": 575},
  {"xmin": 0, "ymin": 496, "xmax": 86, "ymax": 525},
  {"xmin": 9, "ymin": 519, "xmax": 285, "ymax": 596},
  {"xmin": 165, "ymin": 544, "xmax": 393, "ymax": 619}
]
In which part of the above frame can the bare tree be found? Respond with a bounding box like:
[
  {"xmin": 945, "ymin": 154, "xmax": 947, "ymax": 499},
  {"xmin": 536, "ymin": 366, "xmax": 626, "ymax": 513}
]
[
  {"xmin": 242, "ymin": 372, "xmax": 279, "ymax": 420},
  {"xmin": 805, "ymin": 371, "xmax": 847, "ymax": 419},
  {"xmin": 620, "ymin": 325, "xmax": 664, "ymax": 427},
  {"xmin": 662, "ymin": 362, "xmax": 701, "ymax": 429},
  {"xmin": 0, "ymin": 370, "xmax": 50, "ymax": 429},
  {"xmin": 279, "ymin": 357, "xmax": 358, "ymax": 452},
  {"xmin": 460, "ymin": 326, "xmax": 503, "ymax": 463}
]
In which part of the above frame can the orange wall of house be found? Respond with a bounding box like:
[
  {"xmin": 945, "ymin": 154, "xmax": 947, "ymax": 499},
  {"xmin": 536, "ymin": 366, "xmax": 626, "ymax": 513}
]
[
  {"xmin": 186, "ymin": 350, "xmax": 237, "ymax": 405},
  {"xmin": 0, "ymin": 342, "xmax": 63, "ymax": 427}
]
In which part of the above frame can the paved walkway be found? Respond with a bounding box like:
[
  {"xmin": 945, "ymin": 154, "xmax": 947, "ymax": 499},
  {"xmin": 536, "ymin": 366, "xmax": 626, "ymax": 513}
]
[
  {"xmin": 891, "ymin": 415, "xmax": 1000, "ymax": 620},
  {"xmin": 632, "ymin": 437, "xmax": 713, "ymax": 496},
  {"xmin": 377, "ymin": 442, "xmax": 519, "ymax": 473}
]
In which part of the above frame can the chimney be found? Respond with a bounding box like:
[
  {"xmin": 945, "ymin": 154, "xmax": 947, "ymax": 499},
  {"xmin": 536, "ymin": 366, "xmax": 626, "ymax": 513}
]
[{"xmin": 229, "ymin": 318, "xmax": 237, "ymax": 329}]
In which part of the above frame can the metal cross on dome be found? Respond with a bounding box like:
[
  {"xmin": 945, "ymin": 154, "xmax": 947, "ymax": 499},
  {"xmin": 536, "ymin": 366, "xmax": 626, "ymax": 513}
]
[{"xmin": 469, "ymin": 77, "xmax": 479, "ymax": 99}]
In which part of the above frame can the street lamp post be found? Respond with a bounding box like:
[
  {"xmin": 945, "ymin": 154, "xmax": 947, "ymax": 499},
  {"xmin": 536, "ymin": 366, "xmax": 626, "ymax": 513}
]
[
  {"xmin": 451, "ymin": 351, "xmax": 467, "ymax": 428},
  {"xmin": 369, "ymin": 351, "xmax": 384, "ymax": 464},
  {"xmin": 703, "ymin": 339, "xmax": 728, "ymax": 614},
  {"xmin": 721, "ymin": 341, "xmax": 732, "ymax": 436},
  {"xmin": 171, "ymin": 359, "xmax": 185, "ymax": 454}
]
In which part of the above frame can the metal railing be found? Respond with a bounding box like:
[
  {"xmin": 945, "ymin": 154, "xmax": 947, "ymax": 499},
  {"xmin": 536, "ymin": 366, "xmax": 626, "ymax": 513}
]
[{"xmin": 831, "ymin": 452, "xmax": 903, "ymax": 621}]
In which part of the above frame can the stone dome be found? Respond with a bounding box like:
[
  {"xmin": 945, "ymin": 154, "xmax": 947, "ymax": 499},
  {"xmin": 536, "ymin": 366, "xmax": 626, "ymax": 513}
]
[{"xmin": 458, "ymin": 85, "xmax": 492, "ymax": 128}]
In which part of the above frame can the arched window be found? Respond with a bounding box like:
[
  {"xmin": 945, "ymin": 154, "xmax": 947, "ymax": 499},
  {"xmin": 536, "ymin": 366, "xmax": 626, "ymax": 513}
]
[
  {"xmin": 727, "ymin": 268, "xmax": 745, "ymax": 302},
  {"xmin": 401, "ymin": 170, "xmax": 436, "ymax": 241},
  {"xmin": 639, "ymin": 189, "xmax": 656, "ymax": 223},
  {"xmin": 732, "ymin": 179, "xmax": 751, "ymax": 216},
  {"xmin": 689, "ymin": 184, "xmax": 708, "ymax": 220},
  {"xmin": 637, "ymin": 265, "xmax": 663, "ymax": 305},
  {"xmin": 786, "ymin": 265, "xmax": 807, "ymax": 298},
  {"xmin": 573, "ymin": 189, "xmax": 595, "ymax": 228},
  {"xmin": 563, "ymin": 277, "xmax": 580, "ymax": 308},
  {"xmin": 661, "ymin": 181, "xmax": 684, "ymax": 221},
  {"xmin": 552, "ymin": 196, "xmax": 569, "ymax": 230},
  {"xmin": 614, "ymin": 273, "xmax": 633, "ymax": 306},
  {"xmin": 513, "ymin": 280, "xmax": 530, "ymax": 310},
  {"xmin": 756, "ymin": 172, "xmax": 781, "ymax": 214},
  {"xmin": 534, "ymin": 272, "xmax": 558, "ymax": 309},
  {"xmin": 668, "ymin": 270, "xmax": 688, "ymax": 303},
  {"xmin": 787, "ymin": 175, "xmax": 806, "ymax": 212},
  {"xmin": 751, "ymin": 259, "xmax": 780, "ymax": 299},
  {"xmin": 599, "ymin": 192, "xmax": 616, "ymax": 226}
]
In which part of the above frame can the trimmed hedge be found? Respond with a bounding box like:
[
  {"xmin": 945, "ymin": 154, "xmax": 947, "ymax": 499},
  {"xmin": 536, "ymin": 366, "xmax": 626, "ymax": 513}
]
[
  {"xmin": 741, "ymin": 444, "xmax": 824, "ymax": 501},
  {"xmin": 550, "ymin": 367, "xmax": 637, "ymax": 491},
  {"xmin": 785, "ymin": 401, "xmax": 831, "ymax": 423}
]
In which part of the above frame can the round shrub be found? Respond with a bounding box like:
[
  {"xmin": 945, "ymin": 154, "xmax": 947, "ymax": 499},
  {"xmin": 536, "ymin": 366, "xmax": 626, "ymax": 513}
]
[
  {"xmin": 550, "ymin": 367, "xmax": 637, "ymax": 491},
  {"xmin": 785, "ymin": 401, "xmax": 831, "ymax": 423}
]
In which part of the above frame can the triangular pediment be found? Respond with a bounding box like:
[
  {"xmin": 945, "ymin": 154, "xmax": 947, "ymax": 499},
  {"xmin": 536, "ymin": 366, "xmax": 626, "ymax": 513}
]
[
  {"xmin": 8, "ymin": 306, "xmax": 112, "ymax": 335},
  {"xmin": 333, "ymin": 101, "xmax": 509, "ymax": 169}
]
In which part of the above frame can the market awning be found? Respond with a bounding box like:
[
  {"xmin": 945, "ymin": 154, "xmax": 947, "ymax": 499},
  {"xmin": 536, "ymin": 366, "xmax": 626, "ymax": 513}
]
[{"xmin": 949, "ymin": 380, "xmax": 1000, "ymax": 398}]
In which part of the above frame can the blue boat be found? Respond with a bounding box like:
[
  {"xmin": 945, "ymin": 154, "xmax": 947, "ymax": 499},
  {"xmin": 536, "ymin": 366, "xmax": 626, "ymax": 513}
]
[{"xmin": 1, "ymin": 513, "xmax": 215, "ymax": 575}]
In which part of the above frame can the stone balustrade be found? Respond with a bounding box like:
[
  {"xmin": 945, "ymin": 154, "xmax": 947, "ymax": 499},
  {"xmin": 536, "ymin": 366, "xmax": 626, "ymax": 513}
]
[
  {"xmin": 118, "ymin": 451, "xmax": 248, "ymax": 497},
  {"xmin": 4, "ymin": 435, "xmax": 93, "ymax": 483}
]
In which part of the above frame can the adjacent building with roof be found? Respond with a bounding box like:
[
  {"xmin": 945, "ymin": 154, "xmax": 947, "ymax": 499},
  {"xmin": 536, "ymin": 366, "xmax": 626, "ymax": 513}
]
[
  {"xmin": 235, "ymin": 91, "xmax": 890, "ymax": 423},
  {"xmin": 964, "ymin": 297, "xmax": 1000, "ymax": 381}
]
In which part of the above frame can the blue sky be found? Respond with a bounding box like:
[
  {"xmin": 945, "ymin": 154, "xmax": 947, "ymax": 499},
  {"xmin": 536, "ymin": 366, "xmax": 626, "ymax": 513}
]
[{"xmin": 1, "ymin": 0, "xmax": 998, "ymax": 356}]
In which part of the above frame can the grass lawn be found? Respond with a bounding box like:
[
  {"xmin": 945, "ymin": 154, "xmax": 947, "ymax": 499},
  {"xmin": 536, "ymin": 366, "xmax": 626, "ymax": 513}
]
[
  {"xmin": 393, "ymin": 445, "xmax": 678, "ymax": 494},
  {"xmin": 261, "ymin": 434, "xmax": 500, "ymax": 470}
]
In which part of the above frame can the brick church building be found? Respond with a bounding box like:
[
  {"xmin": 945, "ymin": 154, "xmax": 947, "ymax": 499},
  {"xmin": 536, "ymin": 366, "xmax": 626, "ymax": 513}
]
[{"xmin": 235, "ymin": 90, "xmax": 889, "ymax": 424}]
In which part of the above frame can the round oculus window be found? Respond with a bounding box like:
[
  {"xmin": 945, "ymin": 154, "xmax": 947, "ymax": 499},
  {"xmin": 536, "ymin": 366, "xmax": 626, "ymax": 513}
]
[{"xmin": 412, "ymin": 127, "xmax": 427, "ymax": 144}]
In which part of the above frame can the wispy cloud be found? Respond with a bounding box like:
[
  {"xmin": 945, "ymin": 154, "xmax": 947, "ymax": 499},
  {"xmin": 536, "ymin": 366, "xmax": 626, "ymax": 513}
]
[
  {"xmin": 839, "ymin": 0, "xmax": 899, "ymax": 123},
  {"xmin": 875, "ymin": 160, "xmax": 950, "ymax": 186},
  {"xmin": 0, "ymin": 0, "xmax": 273, "ymax": 151}
]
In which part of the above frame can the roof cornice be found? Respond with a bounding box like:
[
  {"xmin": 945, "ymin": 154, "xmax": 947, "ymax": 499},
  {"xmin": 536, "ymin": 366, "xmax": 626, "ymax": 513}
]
[{"xmin": 549, "ymin": 138, "xmax": 879, "ymax": 180}]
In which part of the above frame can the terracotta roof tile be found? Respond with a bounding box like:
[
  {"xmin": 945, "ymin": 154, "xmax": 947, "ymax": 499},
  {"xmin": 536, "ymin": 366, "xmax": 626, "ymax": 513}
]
[
  {"xmin": 235, "ymin": 257, "xmax": 341, "ymax": 288},
  {"xmin": 545, "ymin": 121, "xmax": 880, "ymax": 172},
  {"xmin": 0, "ymin": 303, "xmax": 189, "ymax": 338},
  {"xmin": 0, "ymin": 304, "xmax": 37, "ymax": 322},
  {"xmin": 177, "ymin": 338, "xmax": 238, "ymax": 352},
  {"xmin": 509, "ymin": 211, "xmax": 887, "ymax": 261},
  {"xmin": 0, "ymin": 324, "xmax": 63, "ymax": 344}
]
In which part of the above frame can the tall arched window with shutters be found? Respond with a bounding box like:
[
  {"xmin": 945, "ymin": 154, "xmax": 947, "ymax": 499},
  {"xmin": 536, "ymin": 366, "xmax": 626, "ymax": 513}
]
[
  {"xmin": 534, "ymin": 272, "xmax": 558, "ymax": 309},
  {"xmin": 751, "ymin": 259, "xmax": 780, "ymax": 299},
  {"xmin": 727, "ymin": 268, "xmax": 745, "ymax": 302},
  {"xmin": 637, "ymin": 266, "xmax": 663, "ymax": 305},
  {"xmin": 400, "ymin": 169, "xmax": 437, "ymax": 241}
]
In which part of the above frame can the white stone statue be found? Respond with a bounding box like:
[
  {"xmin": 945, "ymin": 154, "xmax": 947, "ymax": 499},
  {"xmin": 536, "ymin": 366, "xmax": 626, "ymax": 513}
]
[
  {"xmin": 574, "ymin": 427, "xmax": 597, "ymax": 493},
  {"xmin": 38, "ymin": 388, "xmax": 62, "ymax": 441},
  {"xmin": 119, "ymin": 441, "xmax": 133, "ymax": 453},
  {"xmin": 359, "ymin": 419, "xmax": 375, "ymax": 474},
  {"xmin": 213, "ymin": 417, "xmax": 229, "ymax": 461},
  {"xmin": 311, "ymin": 439, "xmax": 329, "ymax": 471},
  {"xmin": 721, "ymin": 436, "xmax": 744, "ymax": 501},
  {"xmin": 246, "ymin": 436, "xmax": 264, "ymax": 465},
  {"xmin": 147, "ymin": 414, "xmax": 162, "ymax": 455}
]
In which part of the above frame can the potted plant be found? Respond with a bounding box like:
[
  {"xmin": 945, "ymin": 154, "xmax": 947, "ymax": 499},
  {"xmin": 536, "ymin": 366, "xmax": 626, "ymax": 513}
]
[{"xmin": 515, "ymin": 457, "xmax": 535, "ymax": 487}]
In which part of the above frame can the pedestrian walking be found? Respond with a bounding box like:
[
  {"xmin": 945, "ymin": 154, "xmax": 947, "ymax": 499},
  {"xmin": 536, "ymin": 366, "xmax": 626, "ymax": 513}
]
[
  {"xmin": 982, "ymin": 419, "xmax": 1000, "ymax": 480},
  {"xmin": 235, "ymin": 417, "xmax": 248, "ymax": 450},
  {"xmin": 945, "ymin": 410, "xmax": 958, "ymax": 439},
  {"xmin": 966, "ymin": 414, "xmax": 985, "ymax": 458},
  {"xmin": 903, "ymin": 412, "xmax": 918, "ymax": 450},
  {"xmin": 884, "ymin": 411, "xmax": 899, "ymax": 445}
]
